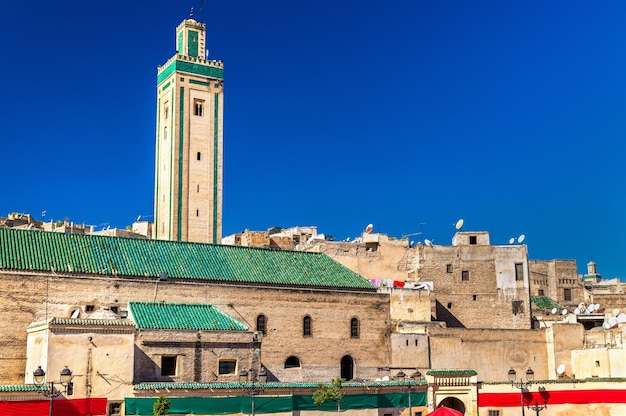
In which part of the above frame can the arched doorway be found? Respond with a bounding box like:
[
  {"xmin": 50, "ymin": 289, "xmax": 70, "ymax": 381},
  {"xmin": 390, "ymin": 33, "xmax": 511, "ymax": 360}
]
[
  {"xmin": 438, "ymin": 397, "xmax": 466, "ymax": 414},
  {"xmin": 340, "ymin": 355, "xmax": 354, "ymax": 381}
]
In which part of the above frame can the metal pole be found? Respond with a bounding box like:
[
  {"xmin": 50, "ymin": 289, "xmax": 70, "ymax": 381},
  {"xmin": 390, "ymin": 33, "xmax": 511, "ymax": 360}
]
[
  {"xmin": 251, "ymin": 387, "xmax": 255, "ymax": 416},
  {"xmin": 408, "ymin": 387, "xmax": 412, "ymax": 416},
  {"xmin": 49, "ymin": 382, "xmax": 54, "ymax": 416},
  {"xmin": 520, "ymin": 387, "xmax": 525, "ymax": 416}
]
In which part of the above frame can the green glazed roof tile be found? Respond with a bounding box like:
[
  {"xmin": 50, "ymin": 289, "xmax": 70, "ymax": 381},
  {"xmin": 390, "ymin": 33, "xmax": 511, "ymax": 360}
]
[
  {"xmin": 129, "ymin": 302, "xmax": 248, "ymax": 331},
  {"xmin": 0, "ymin": 228, "xmax": 375, "ymax": 290}
]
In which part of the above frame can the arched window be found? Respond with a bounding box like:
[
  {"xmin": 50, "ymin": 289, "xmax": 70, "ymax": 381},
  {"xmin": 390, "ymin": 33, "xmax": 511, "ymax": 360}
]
[
  {"xmin": 284, "ymin": 356, "xmax": 301, "ymax": 368},
  {"xmin": 340, "ymin": 355, "xmax": 354, "ymax": 381},
  {"xmin": 303, "ymin": 316, "xmax": 311, "ymax": 337},
  {"xmin": 350, "ymin": 318, "xmax": 359, "ymax": 338},
  {"xmin": 256, "ymin": 314, "xmax": 266, "ymax": 334}
]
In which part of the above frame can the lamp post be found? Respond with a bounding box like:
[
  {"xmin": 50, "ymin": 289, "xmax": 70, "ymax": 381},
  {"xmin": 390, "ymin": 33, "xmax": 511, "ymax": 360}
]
[
  {"xmin": 397, "ymin": 370, "xmax": 421, "ymax": 416},
  {"xmin": 508, "ymin": 367, "xmax": 534, "ymax": 416},
  {"xmin": 33, "ymin": 365, "xmax": 73, "ymax": 416},
  {"xmin": 239, "ymin": 367, "xmax": 267, "ymax": 416}
]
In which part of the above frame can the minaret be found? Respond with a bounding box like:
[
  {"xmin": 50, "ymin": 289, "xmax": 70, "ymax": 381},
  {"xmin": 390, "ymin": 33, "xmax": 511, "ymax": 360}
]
[{"xmin": 154, "ymin": 16, "xmax": 223, "ymax": 244}]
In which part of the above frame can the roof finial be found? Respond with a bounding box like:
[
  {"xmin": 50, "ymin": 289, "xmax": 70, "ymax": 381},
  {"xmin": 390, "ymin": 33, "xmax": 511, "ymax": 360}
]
[{"xmin": 189, "ymin": 7, "xmax": 194, "ymax": 18}]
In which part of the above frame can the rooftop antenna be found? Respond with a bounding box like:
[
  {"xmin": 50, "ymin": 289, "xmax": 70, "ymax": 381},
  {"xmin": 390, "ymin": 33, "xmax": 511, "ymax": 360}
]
[{"xmin": 189, "ymin": 7, "xmax": 194, "ymax": 18}]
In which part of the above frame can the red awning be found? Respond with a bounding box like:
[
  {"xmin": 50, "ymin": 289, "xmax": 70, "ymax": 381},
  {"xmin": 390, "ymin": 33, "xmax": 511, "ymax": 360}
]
[
  {"xmin": 0, "ymin": 398, "xmax": 107, "ymax": 416},
  {"xmin": 427, "ymin": 406, "xmax": 464, "ymax": 416}
]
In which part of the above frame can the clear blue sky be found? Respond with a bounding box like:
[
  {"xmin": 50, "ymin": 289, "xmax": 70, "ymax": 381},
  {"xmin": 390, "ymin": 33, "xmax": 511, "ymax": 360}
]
[{"xmin": 1, "ymin": 1, "xmax": 625, "ymax": 279}]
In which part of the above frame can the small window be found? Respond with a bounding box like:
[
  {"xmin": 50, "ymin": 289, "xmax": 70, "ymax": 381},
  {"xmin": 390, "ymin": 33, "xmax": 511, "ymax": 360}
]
[
  {"xmin": 161, "ymin": 356, "xmax": 177, "ymax": 376},
  {"xmin": 196, "ymin": 209, "xmax": 199, "ymax": 217},
  {"xmin": 303, "ymin": 316, "xmax": 312, "ymax": 337},
  {"xmin": 197, "ymin": 152, "xmax": 201, "ymax": 161},
  {"xmin": 257, "ymin": 315, "xmax": 266, "ymax": 334},
  {"xmin": 350, "ymin": 318, "xmax": 359, "ymax": 338},
  {"xmin": 515, "ymin": 263, "xmax": 524, "ymax": 281},
  {"xmin": 538, "ymin": 289, "xmax": 545, "ymax": 296},
  {"xmin": 595, "ymin": 360, "xmax": 600, "ymax": 367},
  {"xmin": 488, "ymin": 411, "xmax": 501, "ymax": 416},
  {"xmin": 197, "ymin": 184, "xmax": 200, "ymax": 192},
  {"xmin": 564, "ymin": 288, "xmax": 572, "ymax": 301},
  {"xmin": 447, "ymin": 302, "xmax": 452, "ymax": 308},
  {"xmin": 164, "ymin": 102, "xmax": 169, "ymax": 120},
  {"xmin": 85, "ymin": 305, "xmax": 95, "ymax": 312},
  {"xmin": 110, "ymin": 306, "xmax": 119, "ymax": 314},
  {"xmin": 163, "ymin": 126, "xmax": 168, "ymax": 141},
  {"xmin": 469, "ymin": 235, "xmax": 477, "ymax": 245},
  {"xmin": 194, "ymin": 99, "xmax": 204, "ymax": 116},
  {"xmin": 472, "ymin": 295, "xmax": 477, "ymax": 301},
  {"xmin": 462, "ymin": 270, "xmax": 469, "ymax": 281},
  {"xmin": 218, "ymin": 359, "xmax": 236, "ymax": 374},
  {"xmin": 415, "ymin": 339, "xmax": 418, "ymax": 346},
  {"xmin": 446, "ymin": 264, "xmax": 453, "ymax": 273},
  {"xmin": 285, "ymin": 356, "xmax": 301, "ymax": 368},
  {"xmin": 109, "ymin": 402, "xmax": 122, "ymax": 416},
  {"xmin": 512, "ymin": 300, "xmax": 524, "ymax": 315}
]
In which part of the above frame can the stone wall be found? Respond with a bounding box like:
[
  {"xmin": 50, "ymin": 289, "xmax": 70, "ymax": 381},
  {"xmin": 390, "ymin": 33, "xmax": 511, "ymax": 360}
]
[{"xmin": 0, "ymin": 270, "xmax": 392, "ymax": 384}]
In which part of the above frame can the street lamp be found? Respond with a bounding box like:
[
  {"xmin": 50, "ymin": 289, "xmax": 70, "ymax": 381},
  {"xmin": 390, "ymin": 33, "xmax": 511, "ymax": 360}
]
[
  {"xmin": 33, "ymin": 365, "xmax": 74, "ymax": 416},
  {"xmin": 397, "ymin": 370, "xmax": 421, "ymax": 416},
  {"xmin": 239, "ymin": 367, "xmax": 267, "ymax": 416},
  {"xmin": 508, "ymin": 367, "xmax": 534, "ymax": 416}
]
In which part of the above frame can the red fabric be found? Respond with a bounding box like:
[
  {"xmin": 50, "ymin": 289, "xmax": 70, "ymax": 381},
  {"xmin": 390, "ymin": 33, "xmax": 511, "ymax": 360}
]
[
  {"xmin": 0, "ymin": 398, "xmax": 107, "ymax": 416},
  {"xmin": 479, "ymin": 390, "xmax": 626, "ymax": 407},
  {"xmin": 427, "ymin": 406, "xmax": 464, "ymax": 416},
  {"xmin": 393, "ymin": 280, "xmax": 405, "ymax": 288}
]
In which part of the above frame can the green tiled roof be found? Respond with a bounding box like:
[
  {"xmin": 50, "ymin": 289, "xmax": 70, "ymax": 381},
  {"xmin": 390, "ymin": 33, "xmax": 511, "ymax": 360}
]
[
  {"xmin": 0, "ymin": 384, "xmax": 41, "ymax": 392},
  {"xmin": 129, "ymin": 302, "xmax": 248, "ymax": 331},
  {"xmin": 427, "ymin": 369, "xmax": 477, "ymax": 376},
  {"xmin": 531, "ymin": 296, "xmax": 563, "ymax": 310},
  {"xmin": 133, "ymin": 380, "xmax": 425, "ymax": 390},
  {"xmin": 0, "ymin": 228, "xmax": 375, "ymax": 290}
]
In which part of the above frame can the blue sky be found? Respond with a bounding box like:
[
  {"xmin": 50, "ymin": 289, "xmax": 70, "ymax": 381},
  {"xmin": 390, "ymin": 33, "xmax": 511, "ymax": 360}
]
[{"xmin": 1, "ymin": 1, "xmax": 625, "ymax": 279}]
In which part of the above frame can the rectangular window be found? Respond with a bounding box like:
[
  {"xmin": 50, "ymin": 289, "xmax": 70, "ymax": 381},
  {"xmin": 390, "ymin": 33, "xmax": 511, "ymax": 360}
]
[
  {"xmin": 161, "ymin": 356, "xmax": 177, "ymax": 376},
  {"xmin": 469, "ymin": 235, "xmax": 477, "ymax": 244},
  {"xmin": 564, "ymin": 288, "xmax": 572, "ymax": 301},
  {"xmin": 488, "ymin": 411, "xmax": 501, "ymax": 416},
  {"xmin": 462, "ymin": 270, "xmax": 469, "ymax": 281},
  {"xmin": 164, "ymin": 102, "xmax": 169, "ymax": 120},
  {"xmin": 218, "ymin": 359, "xmax": 237, "ymax": 375},
  {"xmin": 194, "ymin": 99, "xmax": 204, "ymax": 116},
  {"xmin": 446, "ymin": 264, "xmax": 453, "ymax": 273},
  {"xmin": 538, "ymin": 289, "xmax": 545, "ymax": 296},
  {"xmin": 109, "ymin": 402, "xmax": 122, "ymax": 416},
  {"xmin": 512, "ymin": 300, "xmax": 524, "ymax": 315},
  {"xmin": 515, "ymin": 263, "xmax": 524, "ymax": 281},
  {"xmin": 85, "ymin": 305, "xmax": 95, "ymax": 312}
]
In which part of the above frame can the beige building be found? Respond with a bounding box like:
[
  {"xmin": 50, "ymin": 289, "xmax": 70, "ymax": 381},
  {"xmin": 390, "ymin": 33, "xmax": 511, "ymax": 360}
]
[{"xmin": 154, "ymin": 17, "xmax": 223, "ymax": 244}]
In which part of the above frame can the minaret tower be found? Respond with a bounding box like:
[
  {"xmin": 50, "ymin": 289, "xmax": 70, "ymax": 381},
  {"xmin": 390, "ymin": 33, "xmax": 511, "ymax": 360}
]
[{"xmin": 154, "ymin": 15, "xmax": 223, "ymax": 244}]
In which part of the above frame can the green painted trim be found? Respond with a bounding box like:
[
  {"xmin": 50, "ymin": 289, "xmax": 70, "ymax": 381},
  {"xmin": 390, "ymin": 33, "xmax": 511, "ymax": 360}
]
[
  {"xmin": 178, "ymin": 87, "xmax": 185, "ymax": 241},
  {"xmin": 188, "ymin": 30, "xmax": 199, "ymax": 57},
  {"xmin": 213, "ymin": 93, "xmax": 219, "ymax": 244},
  {"xmin": 158, "ymin": 59, "xmax": 224, "ymax": 85},
  {"xmin": 154, "ymin": 97, "xmax": 161, "ymax": 239},
  {"xmin": 161, "ymin": 81, "xmax": 171, "ymax": 91},
  {"xmin": 168, "ymin": 88, "xmax": 175, "ymax": 241},
  {"xmin": 189, "ymin": 79, "xmax": 211, "ymax": 87}
]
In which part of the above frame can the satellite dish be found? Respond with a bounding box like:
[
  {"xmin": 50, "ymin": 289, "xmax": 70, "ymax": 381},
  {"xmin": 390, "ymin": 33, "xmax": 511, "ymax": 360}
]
[
  {"xmin": 562, "ymin": 309, "xmax": 568, "ymax": 315},
  {"xmin": 612, "ymin": 308, "xmax": 621, "ymax": 316},
  {"xmin": 578, "ymin": 302, "xmax": 586, "ymax": 310},
  {"xmin": 574, "ymin": 307, "xmax": 581, "ymax": 315},
  {"xmin": 551, "ymin": 308, "xmax": 558, "ymax": 315},
  {"xmin": 382, "ymin": 376, "xmax": 390, "ymax": 381},
  {"xmin": 455, "ymin": 219, "xmax": 464, "ymax": 230},
  {"xmin": 594, "ymin": 303, "xmax": 601, "ymax": 310},
  {"xmin": 603, "ymin": 321, "xmax": 612, "ymax": 330},
  {"xmin": 71, "ymin": 309, "xmax": 80, "ymax": 319},
  {"xmin": 365, "ymin": 224, "xmax": 374, "ymax": 234},
  {"xmin": 509, "ymin": 238, "xmax": 515, "ymax": 244},
  {"xmin": 424, "ymin": 239, "xmax": 432, "ymax": 246},
  {"xmin": 518, "ymin": 234, "xmax": 525, "ymax": 243},
  {"xmin": 608, "ymin": 317, "xmax": 619, "ymax": 328},
  {"xmin": 556, "ymin": 364, "xmax": 566, "ymax": 375},
  {"xmin": 617, "ymin": 313, "xmax": 626, "ymax": 323}
]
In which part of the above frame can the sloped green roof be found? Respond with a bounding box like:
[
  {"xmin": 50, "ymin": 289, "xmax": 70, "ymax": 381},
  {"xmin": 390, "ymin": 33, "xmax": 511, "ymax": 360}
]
[
  {"xmin": 129, "ymin": 302, "xmax": 248, "ymax": 331},
  {"xmin": 0, "ymin": 228, "xmax": 375, "ymax": 290},
  {"xmin": 531, "ymin": 296, "xmax": 563, "ymax": 310}
]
